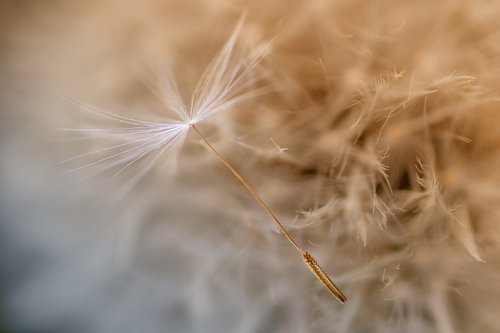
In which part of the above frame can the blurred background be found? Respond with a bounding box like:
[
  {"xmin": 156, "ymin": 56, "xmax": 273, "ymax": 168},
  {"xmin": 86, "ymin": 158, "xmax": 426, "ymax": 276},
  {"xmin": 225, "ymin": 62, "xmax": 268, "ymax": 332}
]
[{"xmin": 2, "ymin": 1, "xmax": 500, "ymax": 332}]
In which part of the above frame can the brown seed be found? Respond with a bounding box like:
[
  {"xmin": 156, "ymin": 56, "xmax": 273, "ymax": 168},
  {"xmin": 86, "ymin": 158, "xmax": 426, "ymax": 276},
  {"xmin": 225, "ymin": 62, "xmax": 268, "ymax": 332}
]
[{"xmin": 303, "ymin": 251, "xmax": 347, "ymax": 304}]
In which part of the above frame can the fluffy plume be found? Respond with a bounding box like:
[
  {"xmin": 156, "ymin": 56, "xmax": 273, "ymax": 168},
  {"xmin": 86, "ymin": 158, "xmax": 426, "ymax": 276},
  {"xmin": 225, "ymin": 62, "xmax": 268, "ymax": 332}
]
[{"xmin": 60, "ymin": 16, "xmax": 271, "ymax": 186}]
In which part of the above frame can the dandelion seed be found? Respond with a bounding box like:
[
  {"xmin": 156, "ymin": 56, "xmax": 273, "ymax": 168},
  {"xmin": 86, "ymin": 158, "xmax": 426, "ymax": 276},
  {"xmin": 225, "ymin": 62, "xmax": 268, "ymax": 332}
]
[
  {"xmin": 63, "ymin": 15, "xmax": 346, "ymax": 303},
  {"xmin": 303, "ymin": 251, "xmax": 347, "ymax": 304}
]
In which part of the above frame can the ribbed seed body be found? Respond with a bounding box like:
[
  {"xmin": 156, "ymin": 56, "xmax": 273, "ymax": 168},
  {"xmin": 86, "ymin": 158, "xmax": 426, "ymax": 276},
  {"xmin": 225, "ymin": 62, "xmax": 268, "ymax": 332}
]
[{"xmin": 302, "ymin": 251, "xmax": 347, "ymax": 304}]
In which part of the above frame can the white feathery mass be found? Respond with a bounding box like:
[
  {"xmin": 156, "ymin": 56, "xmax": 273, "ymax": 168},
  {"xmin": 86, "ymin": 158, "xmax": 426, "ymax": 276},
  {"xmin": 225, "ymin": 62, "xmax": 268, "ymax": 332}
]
[{"xmin": 62, "ymin": 15, "xmax": 271, "ymax": 182}]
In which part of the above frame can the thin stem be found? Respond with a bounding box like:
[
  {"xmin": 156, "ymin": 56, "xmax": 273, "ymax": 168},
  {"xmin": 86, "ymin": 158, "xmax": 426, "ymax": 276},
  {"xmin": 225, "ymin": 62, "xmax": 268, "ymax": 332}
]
[
  {"xmin": 191, "ymin": 124, "xmax": 303, "ymax": 254},
  {"xmin": 191, "ymin": 124, "xmax": 347, "ymax": 304}
]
